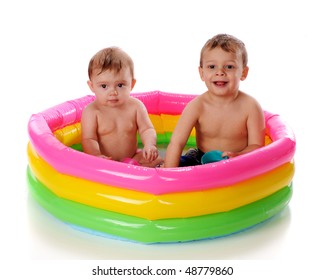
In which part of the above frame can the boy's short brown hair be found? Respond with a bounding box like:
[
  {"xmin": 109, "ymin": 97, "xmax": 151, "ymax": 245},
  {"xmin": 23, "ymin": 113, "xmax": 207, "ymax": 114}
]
[
  {"xmin": 88, "ymin": 47, "xmax": 134, "ymax": 79},
  {"xmin": 200, "ymin": 34, "xmax": 248, "ymax": 68}
]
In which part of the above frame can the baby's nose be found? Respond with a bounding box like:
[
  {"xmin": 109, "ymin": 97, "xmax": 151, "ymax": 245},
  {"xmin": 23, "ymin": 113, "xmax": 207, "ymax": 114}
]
[{"xmin": 108, "ymin": 89, "xmax": 118, "ymax": 95}]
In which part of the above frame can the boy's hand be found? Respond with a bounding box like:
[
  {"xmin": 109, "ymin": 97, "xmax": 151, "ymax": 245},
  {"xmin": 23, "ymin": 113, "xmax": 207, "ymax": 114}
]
[{"xmin": 222, "ymin": 151, "xmax": 238, "ymax": 158}]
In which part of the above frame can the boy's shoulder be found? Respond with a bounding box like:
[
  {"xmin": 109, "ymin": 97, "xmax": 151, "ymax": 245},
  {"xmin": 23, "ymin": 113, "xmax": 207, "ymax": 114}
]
[
  {"xmin": 238, "ymin": 91, "xmax": 261, "ymax": 105},
  {"xmin": 188, "ymin": 93, "xmax": 205, "ymax": 106},
  {"xmin": 188, "ymin": 92, "xmax": 216, "ymax": 108},
  {"xmin": 237, "ymin": 91, "xmax": 263, "ymax": 113}
]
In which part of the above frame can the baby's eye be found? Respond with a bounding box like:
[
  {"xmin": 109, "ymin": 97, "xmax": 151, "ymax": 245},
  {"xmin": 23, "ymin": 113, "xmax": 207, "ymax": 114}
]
[
  {"xmin": 224, "ymin": 65, "xmax": 236, "ymax": 70},
  {"xmin": 117, "ymin": 83, "xmax": 124, "ymax": 88},
  {"xmin": 208, "ymin": 65, "xmax": 215, "ymax": 69},
  {"xmin": 101, "ymin": 84, "xmax": 107, "ymax": 89}
]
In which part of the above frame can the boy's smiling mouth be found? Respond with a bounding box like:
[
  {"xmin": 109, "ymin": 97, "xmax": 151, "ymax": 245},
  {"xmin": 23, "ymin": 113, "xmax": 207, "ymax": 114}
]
[{"xmin": 214, "ymin": 81, "xmax": 228, "ymax": 86}]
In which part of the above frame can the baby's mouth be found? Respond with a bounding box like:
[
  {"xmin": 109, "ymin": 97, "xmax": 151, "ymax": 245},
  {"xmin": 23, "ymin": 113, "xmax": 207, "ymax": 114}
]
[{"xmin": 108, "ymin": 98, "xmax": 118, "ymax": 102}]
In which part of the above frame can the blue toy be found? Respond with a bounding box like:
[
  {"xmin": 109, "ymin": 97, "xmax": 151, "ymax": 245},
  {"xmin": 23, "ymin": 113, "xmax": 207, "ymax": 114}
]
[{"xmin": 201, "ymin": 150, "xmax": 229, "ymax": 164}]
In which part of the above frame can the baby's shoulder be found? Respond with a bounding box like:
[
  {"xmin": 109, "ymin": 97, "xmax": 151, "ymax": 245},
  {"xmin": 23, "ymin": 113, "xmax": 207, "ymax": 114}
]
[
  {"xmin": 129, "ymin": 96, "xmax": 147, "ymax": 109},
  {"xmin": 83, "ymin": 101, "xmax": 95, "ymax": 113},
  {"xmin": 83, "ymin": 101, "xmax": 100, "ymax": 113},
  {"xmin": 129, "ymin": 96, "xmax": 142, "ymax": 104}
]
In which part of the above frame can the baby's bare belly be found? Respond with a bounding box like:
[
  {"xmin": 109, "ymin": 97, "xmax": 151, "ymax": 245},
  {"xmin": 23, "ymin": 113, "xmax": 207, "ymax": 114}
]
[{"xmin": 99, "ymin": 135, "xmax": 138, "ymax": 161}]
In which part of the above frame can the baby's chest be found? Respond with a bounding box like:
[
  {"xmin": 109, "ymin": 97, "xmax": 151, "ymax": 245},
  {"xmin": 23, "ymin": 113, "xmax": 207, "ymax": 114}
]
[{"xmin": 97, "ymin": 115, "xmax": 137, "ymax": 135}]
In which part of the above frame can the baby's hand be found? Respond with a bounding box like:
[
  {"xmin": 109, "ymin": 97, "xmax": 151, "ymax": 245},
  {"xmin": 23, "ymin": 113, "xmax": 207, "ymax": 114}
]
[
  {"xmin": 143, "ymin": 145, "xmax": 159, "ymax": 162},
  {"xmin": 97, "ymin": 155, "xmax": 112, "ymax": 160}
]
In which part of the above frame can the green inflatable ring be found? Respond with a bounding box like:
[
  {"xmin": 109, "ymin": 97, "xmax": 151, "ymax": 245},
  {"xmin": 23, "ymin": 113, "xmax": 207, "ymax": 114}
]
[{"xmin": 27, "ymin": 167, "xmax": 292, "ymax": 243}]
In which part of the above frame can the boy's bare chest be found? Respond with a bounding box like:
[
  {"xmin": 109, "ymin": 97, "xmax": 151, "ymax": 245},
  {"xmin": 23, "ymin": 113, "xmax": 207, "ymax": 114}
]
[{"xmin": 198, "ymin": 109, "xmax": 247, "ymax": 137}]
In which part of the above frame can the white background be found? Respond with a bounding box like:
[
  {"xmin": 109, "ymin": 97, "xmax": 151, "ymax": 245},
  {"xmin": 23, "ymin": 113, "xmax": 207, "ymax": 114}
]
[{"xmin": 1, "ymin": 0, "xmax": 324, "ymax": 278}]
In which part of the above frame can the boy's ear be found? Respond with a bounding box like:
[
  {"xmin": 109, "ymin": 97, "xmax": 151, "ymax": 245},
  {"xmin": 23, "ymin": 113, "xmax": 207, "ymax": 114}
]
[
  {"xmin": 198, "ymin": 66, "xmax": 204, "ymax": 81},
  {"xmin": 241, "ymin": 66, "xmax": 249, "ymax": 81},
  {"xmin": 131, "ymin": 79, "xmax": 137, "ymax": 90}
]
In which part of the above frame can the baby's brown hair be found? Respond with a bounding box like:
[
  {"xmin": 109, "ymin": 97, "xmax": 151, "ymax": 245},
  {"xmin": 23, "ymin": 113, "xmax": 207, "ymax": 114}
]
[
  {"xmin": 88, "ymin": 47, "xmax": 134, "ymax": 79},
  {"xmin": 200, "ymin": 34, "xmax": 248, "ymax": 68}
]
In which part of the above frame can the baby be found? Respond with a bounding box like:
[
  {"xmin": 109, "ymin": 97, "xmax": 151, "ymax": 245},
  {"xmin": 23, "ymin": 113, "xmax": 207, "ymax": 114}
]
[{"xmin": 81, "ymin": 47, "xmax": 162, "ymax": 167}]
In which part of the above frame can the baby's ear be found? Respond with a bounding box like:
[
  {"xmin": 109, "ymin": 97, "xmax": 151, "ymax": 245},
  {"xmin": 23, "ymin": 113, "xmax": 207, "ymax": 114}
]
[
  {"xmin": 241, "ymin": 66, "xmax": 249, "ymax": 81},
  {"xmin": 131, "ymin": 79, "xmax": 137, "ymax": 89},
  {"xmin": 87, "ymin": 80, "xmax": 95, "ymax": 92}
]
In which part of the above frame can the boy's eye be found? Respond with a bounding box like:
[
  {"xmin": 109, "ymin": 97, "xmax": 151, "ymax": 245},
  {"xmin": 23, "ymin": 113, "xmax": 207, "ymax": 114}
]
[
  {"xmin": 224, "ymin": 65, "xmax": 235, "ymax": 70},
  {"xmin": 207, "ymin": 65, "xmax": 236, "ymax": 71},
  {"xmin": 101, "ymin": 84, "xmax": 107, "ymax": 89},
  {"xmin": 117, "ymin": 83, "xmax": 124, "ymax": 88}
]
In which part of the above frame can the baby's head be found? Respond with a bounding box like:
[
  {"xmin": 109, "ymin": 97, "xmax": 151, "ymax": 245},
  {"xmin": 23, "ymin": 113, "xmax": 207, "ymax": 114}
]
[
  {"xmin": 88, "ymin": 47, "xmax": 134, "ymax": 80},
  {"xmin": 200, "ymin": 34, "xmax": 248, "ymax": 68}
]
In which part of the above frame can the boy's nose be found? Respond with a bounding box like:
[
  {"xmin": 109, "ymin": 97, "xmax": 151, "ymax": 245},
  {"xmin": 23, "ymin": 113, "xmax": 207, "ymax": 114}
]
[{"xmin": 215, "ymin": 67, "xmax": 225, "ymax": 75}]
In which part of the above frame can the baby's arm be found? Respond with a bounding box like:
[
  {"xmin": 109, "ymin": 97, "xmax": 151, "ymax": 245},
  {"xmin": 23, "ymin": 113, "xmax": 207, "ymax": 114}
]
[
  {"xmin": 136, "ymin": 102, "xmax": 159, "ymax": 162},
  {"xmin": 81, "ymin": 106, "xmax": 110, "ymax": 159},
  {"xmin": 164, "ymin": 100, "xmax": 199, "ymax": 168}
]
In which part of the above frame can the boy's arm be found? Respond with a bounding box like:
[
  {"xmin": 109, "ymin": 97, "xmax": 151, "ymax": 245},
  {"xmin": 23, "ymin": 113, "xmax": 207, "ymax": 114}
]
[
  {"xmin": 164, "ymin": 101, "xmax": 199, "ymax": 168},
  {"xmin": 242, "ymin": 101, "xmax": 265, "ymax": 153}
]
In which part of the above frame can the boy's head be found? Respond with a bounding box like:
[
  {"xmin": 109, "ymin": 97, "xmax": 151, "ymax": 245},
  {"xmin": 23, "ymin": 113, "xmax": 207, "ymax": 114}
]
[
  {"xmin": 88, "ymin": 47, "xmax": 134, "ymax": 80},
  {"xmin": 200, "ymin": 34, "xmax": 248, "ymax": 68}
]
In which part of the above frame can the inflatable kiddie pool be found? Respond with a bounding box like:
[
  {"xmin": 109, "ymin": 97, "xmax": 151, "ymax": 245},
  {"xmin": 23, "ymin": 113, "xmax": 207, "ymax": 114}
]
[{"xmin": 27, "ymin": 91, "xmax": 296, "ymax": 243}]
